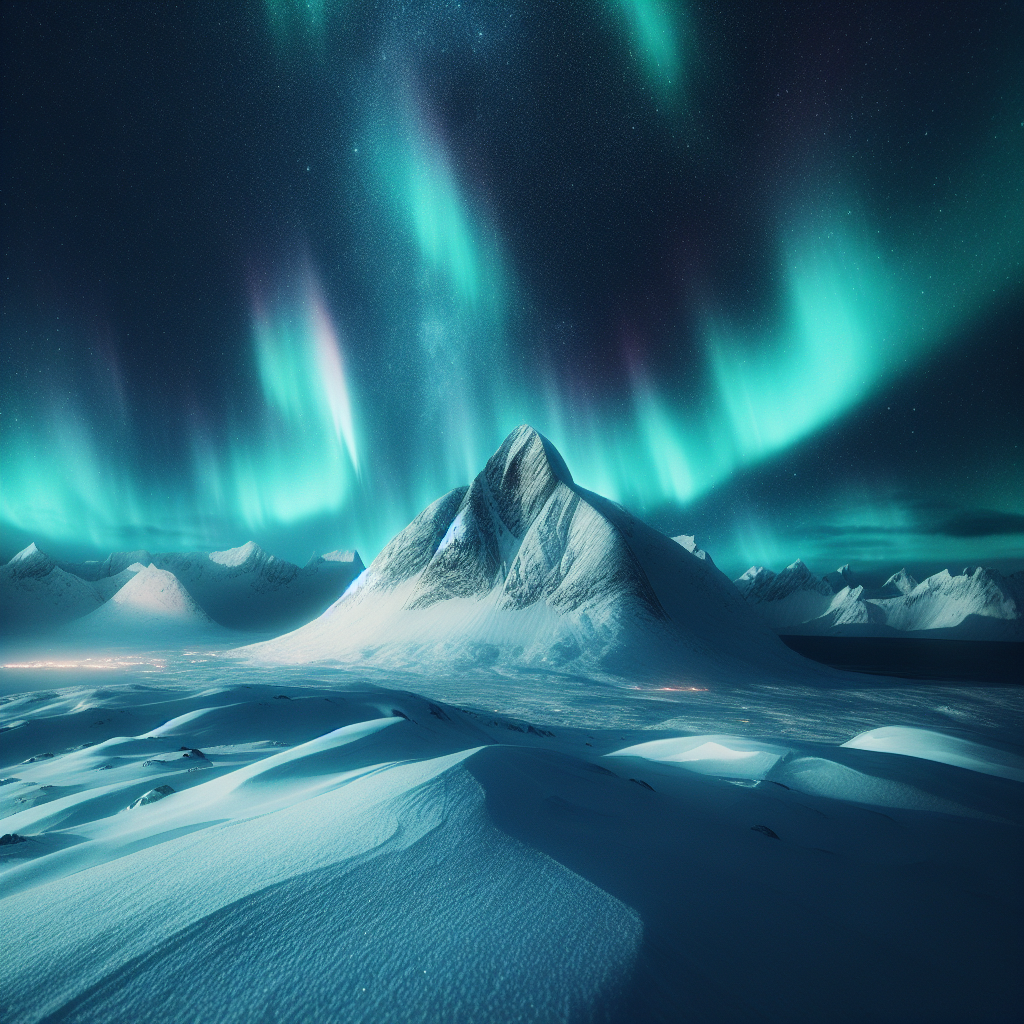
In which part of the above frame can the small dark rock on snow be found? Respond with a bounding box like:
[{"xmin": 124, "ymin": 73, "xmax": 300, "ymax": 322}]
[
  {"xmin": 0, "ymin": 833, "xmax": 28, "ymax": 846},
  {"xmin": 751, "ymin": 824, "xmax": 780, "ymax": 839},
  {"xmin": 629, "ymin": 778, "xmax": 655, "ymax": 791}
]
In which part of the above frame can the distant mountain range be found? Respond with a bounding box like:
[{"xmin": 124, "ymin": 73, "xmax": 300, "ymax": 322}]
[
  {"xmin": 0, "ymin": 540, "xmax": 364, "ymax": 635},
  {"xmin": 734, "ymin": 559, "xmax": 1024, "ymax": 641},
  {"xmin": 3, "ymin": 429, "xmax": 1019, "ymax": 654}
]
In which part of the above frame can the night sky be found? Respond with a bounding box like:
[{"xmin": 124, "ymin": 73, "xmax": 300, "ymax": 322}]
[{"xmin": 2, "ymin": 0, "xmax": 1022, "ymax": 581}]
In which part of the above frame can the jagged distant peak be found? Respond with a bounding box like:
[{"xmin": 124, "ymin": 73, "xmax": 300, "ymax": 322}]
[
  {"xmin": 782, "ymin": 558, "xmax": 811, "ymax": 574},
  {"xmin": 822, "ymin": 563, "xmax": 859, "ymax": 593},
  {"xmin": 209, "ymin": 541, "xmax": 266, "ymax": 567},
  {"xmin": 737, "ymin": 565, "xmax": 773, "ymax": 581},
  {"xmin": 322, "ymin": 550, "xmax": 360, "ymax": 563},
  {"xmin": 882, "ymin": 568, "xmax": 919, "ymax": 596},
  {"xmin": 4, "ymin": 542, "xmax": 55, "ymax": 579},
  {"xmin": 9, "ymin": 542, "xmax": 43, "ymax": 564}
]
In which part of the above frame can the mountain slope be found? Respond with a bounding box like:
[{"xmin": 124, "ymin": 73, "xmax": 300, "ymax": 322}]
[
  {"xmin": 0, "ymin": 544, "xmax": 103, "ymax": 632},
  {"xmin": 246, "ymin": 426, "xmax": 800, "ymax": 680}
]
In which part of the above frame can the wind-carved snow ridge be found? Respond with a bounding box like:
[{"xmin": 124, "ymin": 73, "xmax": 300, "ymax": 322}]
[
  {"xmin": 245, "ymin": 425, "xmax": 797, "ymax": 680},
  {"xmin": 734, "ymin": 558, "xmax": 1024, "ymax": 640}
]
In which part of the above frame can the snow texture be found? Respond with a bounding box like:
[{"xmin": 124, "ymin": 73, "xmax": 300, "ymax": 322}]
[{"xmin": 0, "ymin": 666, "xmax": 1020, "ymax": 1024}]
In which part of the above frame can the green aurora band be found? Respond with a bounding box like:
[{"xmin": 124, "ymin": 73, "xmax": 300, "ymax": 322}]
[{"xmin": 0, "ymin": 2, "xmax": 1020, "ymax": 576}]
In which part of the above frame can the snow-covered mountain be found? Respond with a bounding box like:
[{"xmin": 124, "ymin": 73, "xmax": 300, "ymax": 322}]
[
  {"xmin": 38, "ymin": 542, "xmax": 365, "ymax": 634},
  {"xmin": 147, "ymin": 542, "xmax": 364, "ymax": 631},
  {"xmin": 0, "ymin": 544, "xmax": 104, "ymax": 632},
  {"xmin": 59, "ymin": 549, "xmax": 152, "ymax": 581},
  {"xmin": 735, "ymin": 559, "xmax": 1024, "ymax": 640},
  {"xmin": 65, "ymin": 565, "xmax": 224, "ymax": 641},
  {"xmin": 732, "ymin": 560, "xmax": 835, "ymax": 630},
  {"xmin": 246, "ymin": 426, "xmax": 801, "ymax": 680}
]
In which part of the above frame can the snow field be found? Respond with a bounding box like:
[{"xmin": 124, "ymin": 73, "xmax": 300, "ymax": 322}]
[{"xmin": 1, "ymin": 671, "xmax": 1021, "ymax": 1023}]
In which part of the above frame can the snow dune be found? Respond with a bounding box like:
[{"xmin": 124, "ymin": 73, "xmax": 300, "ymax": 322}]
[
  {"xmin": 843, "ymin": 725, "xmax": 1024, "ymax": 782},
  {"xmin": 1, "ymin": 671, "xmax": 1021, "ymax": 1024}
]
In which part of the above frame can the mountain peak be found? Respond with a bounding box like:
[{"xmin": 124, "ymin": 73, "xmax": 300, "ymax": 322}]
[
  {"xmin": 5, "ymin": 542, "xmax": 54, "ymax": 580},
  {"xmin": 881, "ymin": 568, "xmax": 919, "ymax": 597},
  {"xmin": 9, "ymin": 542, "xmax": 41, "ymax": 563},
  {"xmin": 737, "ymin": 565, "xmax": 771, "ymax": 582},
  {"xmin": 209, "ymin": 541, "xmax": 265, "ymax": 567},
  {"xmin": 108, "ymin": 565, "xmax": 211, "ymax": 622},
  {"xmin": 321, "ymin": 549, "xmax": 360, "ymax": 564},
  {"xmin": 490, "ymin": 425, "xmax": 573, "ymax": 486},
  {"xmin": 247, "ymin": 419, "xmax": 787, "ymax": 676}
]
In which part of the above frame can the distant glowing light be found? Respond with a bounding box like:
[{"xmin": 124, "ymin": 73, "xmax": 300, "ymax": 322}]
[
  {"xmin": 254, "ymin": 271, "xmax": 359, "ymax": 471},
  {"xmin": 610, "ymin": 0, "xmax": 685, "ymax": 99},
  {"xmin": 1, "ymin": 657, "xmax": 167, "ymax": 670}
]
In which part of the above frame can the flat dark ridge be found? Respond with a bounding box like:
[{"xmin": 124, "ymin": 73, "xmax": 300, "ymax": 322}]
[{"xmin": 780, "ymin": 635, "xmax": 1024, "ymax": 684}]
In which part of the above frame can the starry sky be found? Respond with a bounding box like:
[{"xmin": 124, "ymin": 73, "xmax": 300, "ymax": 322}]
[{"xmin": 2, "ymin": 0, "xmax": 1022, "ymax": 582}]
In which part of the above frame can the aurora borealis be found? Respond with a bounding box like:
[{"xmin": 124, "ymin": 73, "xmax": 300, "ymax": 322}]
[{"xmin": 1, "ymin": 1, "xmax": 1021, "ymax": 580}]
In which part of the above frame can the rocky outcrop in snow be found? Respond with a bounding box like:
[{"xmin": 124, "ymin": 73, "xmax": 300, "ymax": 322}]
[{"xmin": 673, "ymin": 535, "xmax": 715, "ymax": 567}]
